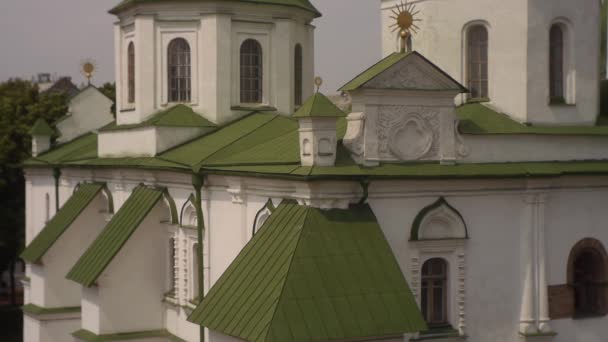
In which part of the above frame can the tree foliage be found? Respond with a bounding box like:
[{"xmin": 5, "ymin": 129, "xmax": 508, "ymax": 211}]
[{"xmin": 0, "ymin": 79, "xmax": 68, "ymax": 303}]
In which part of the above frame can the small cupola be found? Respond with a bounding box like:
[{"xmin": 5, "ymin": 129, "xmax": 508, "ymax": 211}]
[
  {"xmin": 294, "ymin": 92, "xmax": 346, "ymax": 167},
  {"xmin": 29, "ymin": 118, "xmax": 55, "ymax": 157}
]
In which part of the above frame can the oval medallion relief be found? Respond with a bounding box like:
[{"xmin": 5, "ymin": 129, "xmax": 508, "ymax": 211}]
[{"xmin": 388, "ymin": 114, "xmax": 433, "ymax": 160}]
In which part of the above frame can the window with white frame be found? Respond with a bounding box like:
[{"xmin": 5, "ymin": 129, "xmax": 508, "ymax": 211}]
[
  {"xmin": 240, "ymin": 39, "xmax": 263, "ymax": 104},
  {"xmin": 409, "ymin": 198, "xmax": 468, "ymax": 336},
  {"xmin": 466, "ymin": 25, "xmax": 489, "ymax": 99},
  {"xmin": 167, "ymin": 38, "xmax": 191, "ymax": 103}
]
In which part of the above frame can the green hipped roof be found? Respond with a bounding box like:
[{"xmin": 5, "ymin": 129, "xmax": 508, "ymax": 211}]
[
  {"xmin": 102, "ymin": 105, "xmax": 217, "ymax": 132},
  {"xmin": 188, "ymin": 200, "xmax": 426, "ymax": 341},
  {"xmin": 339, "ymin": 51, "xmax": 466, "ymax": 92},
  {"xmin": 20, "ymin": 183, "xmax": 105, "ymax": 263},
  {"xmin": 109, "ymin": 0, "xmax": 321, "ymax": 17},
  {"xmin": 293, "ymin": 93, "xmax": 346, "ymax": 119},
  {"xmin": 457, "ymin": 103, "xmax": 608, "ymax": 135},
  {"xmin": 23, "ymin": 108, "xmax": 608, "ymax": 180},
  {"xmin": 66, "ymin": 186, "xmax": 167, "ymax": 287},
  {"xmin": 30, "ymin": 118, "xmax": 55, "ymax": 136}
]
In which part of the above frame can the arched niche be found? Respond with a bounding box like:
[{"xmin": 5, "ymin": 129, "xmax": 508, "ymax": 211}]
[
  {"xmin": 73, "ymin": 182, "xmax": 114, "ymax": 214},
  {"xmin": 411, "ymin": 197, "xmax": 468, "ymax": 241},
  {"xmin": 158, "ymin": 187, "xmax": 178, "ymax": 225},
  {"xmin": 180, "ymin": 194, "xmax": 199, "ymax": 228},
  {"xmin": 252, "ymin": 199, "xmax": 276, "ymax": 236}
]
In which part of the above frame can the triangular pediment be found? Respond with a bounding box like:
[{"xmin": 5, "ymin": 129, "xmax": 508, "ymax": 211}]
[{"xmin": 340, "ymin": 51, "xmax": 466, "ymax": 92}]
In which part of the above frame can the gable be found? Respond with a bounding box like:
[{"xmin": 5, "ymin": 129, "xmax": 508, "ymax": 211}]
[{"xmin": 340, "ymin": 52, "xmax": 466, "ymax": 93}]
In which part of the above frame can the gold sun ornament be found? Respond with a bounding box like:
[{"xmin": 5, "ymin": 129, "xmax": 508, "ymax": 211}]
[
  {"xmin": 80, "ymin": 59, "xmax": 97, "ymax": 86},
  {"xmin": 390, "ymin": 0, "xmax": 423, "ymax": 52}
]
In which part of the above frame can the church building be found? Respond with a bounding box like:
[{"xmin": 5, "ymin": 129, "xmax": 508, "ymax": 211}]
[{"xmin": 20, "ymin": 0, "xmax": 608, "ymax": 341}]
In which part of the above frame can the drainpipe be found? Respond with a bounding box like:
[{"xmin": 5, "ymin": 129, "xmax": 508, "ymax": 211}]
[
  {"xmin": 53, "ymin": 168, "xmax": 61, "ymax": 212},
  {"xmin": 358, "ymin": 178, "xmax": 370, "ymax": 205},
  {"xmin": 192, "ymin": 173, "xmax": 206, "ymax": 342}
]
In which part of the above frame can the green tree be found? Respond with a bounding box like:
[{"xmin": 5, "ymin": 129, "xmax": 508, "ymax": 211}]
[
  {"xmin": 98, "ymin": 82, "xmax": 116, "ymax": 117},
  {"xmin": 0, "ymin": 79, "xmax": 68, "ymax": 305}
]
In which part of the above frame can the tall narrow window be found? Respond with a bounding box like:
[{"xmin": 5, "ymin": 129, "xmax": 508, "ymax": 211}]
[
  {"xmin": 168, "ymin": 38, "xmax": 191, "ymax": 103},
  {"xmin": 127, "ymin": 42, "xmax": 135, "ymax": 104},
  {"xmin": 467, "ymin": 25, "xmax": 489, "ymax": 99},
  {"xmin": 192, "ymin": 243, "xmax": 199, "ymax": 301},
  {"xmin": 44, "ymin": 193, "xmax": 50, "ymax": 222},
  {"xmin": 567, "ymin": 239, "xmax": 608, "ymax": 318},
  {"xmin": 294, "ymin": 44, "xmax": 303, "ymax": 106},
  {"xmin": 421, "ymin": 258, "xmax": 448, "ymax": 325},
  {"xmin": 240, "ymin": 39, "xmax": 263, "ymax": 104},
  {"xmin": 550, "ymin": 25, "xmax": 565, "ymax": 101}
]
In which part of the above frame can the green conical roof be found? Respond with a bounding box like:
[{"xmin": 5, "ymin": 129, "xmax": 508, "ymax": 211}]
[
  {"xmin": 293, "ymin": 93, "xmax": 346, "ymax": 119},
  {"xmin": 29, "ymin": 118, "xmax": 55, "ymax": 136},
  {"xmin": 109, "ymin": 0, "xmax": 321, "ymax": 17}
]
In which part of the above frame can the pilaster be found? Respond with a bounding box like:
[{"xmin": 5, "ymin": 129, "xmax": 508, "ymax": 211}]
[{"xmin": 273, "ymin": 18, "xmax": 295, "ymax": 114}]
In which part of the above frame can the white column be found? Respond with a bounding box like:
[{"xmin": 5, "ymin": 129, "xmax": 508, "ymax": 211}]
[
  {"xmin": 200, "ymin": 14, "xmax": 232, "ymax": 124},
  {"xmin": 273, "ymin": 19, "xmax": 295, "ymax": 115},
  {"xmin": 113, "ymin": 23, "xmax": 123, "ymax": 114},
  {"xmin": 134, "ymin": 15, "xmax": 156, "ymax": 123},
  {"xmin": 536, "ymin": 194, "xmax": 553, "ymax": 333},
  {"xmin": 519, "ymin": 194, "xmax": 537, "ymax": 334}
]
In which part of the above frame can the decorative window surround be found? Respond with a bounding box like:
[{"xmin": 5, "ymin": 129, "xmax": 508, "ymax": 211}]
[{"xmin": 409, "ymin": 198, "xmax": 468, "ymax": 338}]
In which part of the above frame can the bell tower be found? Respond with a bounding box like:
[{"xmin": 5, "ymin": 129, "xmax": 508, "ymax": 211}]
[{"xmin": 381, "ymin": 0, "xmax": 601, "ymax": 126}]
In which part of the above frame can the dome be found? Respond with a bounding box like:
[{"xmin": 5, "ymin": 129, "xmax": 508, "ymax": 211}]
[{"xmin": 109, "ymin": 0, "xmax": 321, "ymax": 17}]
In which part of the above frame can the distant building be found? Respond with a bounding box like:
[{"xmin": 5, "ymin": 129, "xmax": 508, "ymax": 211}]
[{"xmin": 34, "ymin": 73, "xmax": 80, "ymax": 98}]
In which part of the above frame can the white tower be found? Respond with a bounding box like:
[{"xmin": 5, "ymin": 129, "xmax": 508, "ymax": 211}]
[
  {"xmin": 381, "ymin": 0, "xmax": 602, "ymax": 126},
  {"xmin": 111, "ymin": 0, "xmax": 318, "ymax": 126}
]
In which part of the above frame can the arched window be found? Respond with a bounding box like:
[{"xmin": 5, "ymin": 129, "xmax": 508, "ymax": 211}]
[
  {"xmin": 549, "ymin": 24, "xmax": 565, "ymax": 101},
  {"xmin": 467, "ymin": 25, "xmax": 489, "ymax": 99},
  {"xmin": 167, "ymin": 38, "xmax": 191, "ymax": 103},
  {"xmin": 421, "ymin": 258, "xmax": 448, "ymax": 325},
  {"xmin": 240, "ymin": 39, "xmax": 263, "ymax": 104},
  {"xmin": 192, "ymin": 243, "xmax": 199, "ymax": 301},
  {"xmin": 168, "ymin": 237, "xmax": 176, "ymax": 291},
  {"xmin": 294, "ymin": 44, "xmax": 303, "ymax": 106},
  {"xmin": 567, "ymin": 238, "xmax": 608, "ymax": 317},
  {"xmin": 127, "ymin": 42, "xmax": 135, "ymax": 103}
]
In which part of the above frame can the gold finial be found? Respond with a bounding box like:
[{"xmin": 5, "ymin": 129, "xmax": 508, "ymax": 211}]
[
  {"xmin": 389, "ymin": 0, "xmax": 422, "ymax": 53},
  {"xmin": 314, "ymin": 76, "xmax": 323, "ymax": 93},
  {"xmin": 80, "ymin": 59, "xmax": 97, "ymax": 86}
]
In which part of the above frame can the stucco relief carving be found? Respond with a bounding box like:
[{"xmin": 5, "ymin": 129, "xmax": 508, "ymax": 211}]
[
  {"xmin": 366, "ymin": 62, "xmax": 444, "ymax": 90},
  {"xmin": 342, "ymin": 112, "xmax": 365, "ymax": 157},
  {"xmin": 377, "ymin": 106, "xmax": 439, "ymax": 161}
]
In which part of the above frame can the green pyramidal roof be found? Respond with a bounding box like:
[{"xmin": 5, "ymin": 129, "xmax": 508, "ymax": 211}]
[
  {"xmin": 30, "ymin": 118, "xmax": 55, "ymax": 136},
  {"xmin": 109, "ymin": 0, "xmax": 321, "ymax": 17},
  {"xmin": 20, "ymin": 183, "xmax": 105, "ymax": 263},
  {"xmin": 293, "ymin": 93, "xmax": 346, "ymax": 119},
  {"xmin": 102, "ymin": 104, "xmax": 217, "ymax": 132},
  {"xmin": 188, "ymin": 200, "xmax": 426, "ymax": 341}
]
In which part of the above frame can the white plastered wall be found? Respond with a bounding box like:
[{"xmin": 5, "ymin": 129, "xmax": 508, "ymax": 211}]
[
  {"xmin": 56, "ymin": 87, "xmax": 114, "ymax": 143},
  {"xmin": 81, "ymin": 202, "xmax": 170, "ymax": 334}
]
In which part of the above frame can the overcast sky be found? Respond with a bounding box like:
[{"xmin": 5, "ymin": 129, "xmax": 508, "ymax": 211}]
[{"xmin": 0, "ymin": 0, "xmax": 381, "ymax": 93}]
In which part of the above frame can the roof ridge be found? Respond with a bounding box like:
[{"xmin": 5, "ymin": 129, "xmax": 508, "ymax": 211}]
[
  {"xmin": 262, "ymin": 203, "xmax": 312, "ymax": 342},
  {"xmin": 195, "ymin": 114, "xmax": 281, "ymax": 171}
]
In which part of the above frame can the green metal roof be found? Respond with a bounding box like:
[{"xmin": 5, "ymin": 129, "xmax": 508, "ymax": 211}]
[
  {"xmin": 188, "ymin": 200, "xmax": 426, "ymax": 341},
  {"xmin": 29, "ymin": 118, "xmax": 55, "ymax": 136},
  {"xmin": 20, "ymin": 183, "xmax": 105, "ymax": 264},
  {"xmin": 293, "ymin": 93, "xmax": 345, "ymax": 119},
  {"xmin": 22, "ymin": 304, "xmax": 81, "ymax": 316},
  {"xmin": 339, "ymin": 51, "xmax": 466, "ymax": 92},
  {"xmin": 457, "ymin": 103, "xmax": 608, "ymax": 135},
  {"xmin": 66, "ymin": 185, "xmax": 166, "ymax": 287},
  {"xmin": 72, "ymin": 329, "xmax": 187, "ymax": 342},
  {"xmin": 102, "ymin": 105, "xmax": 217, "ymax": 132},
  {"xmin": 109, "ymin": 0, "xmax": 321, "ymax": 17}
]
